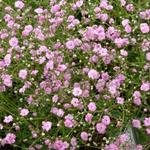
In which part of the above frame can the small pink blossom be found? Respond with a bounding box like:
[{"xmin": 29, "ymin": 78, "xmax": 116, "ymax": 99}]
[
  {"xmin": 96, "ymin": 123, "xmax": 106, "ymax": 134},
  {"xmin": 20, "ymin": 108, "xmax": 29, "ymax": 116},
  {"xmin": 1, "ymin": 74, "xmax": 12, "ymax": 87},
  {"xmin": 104, "ymin": 144, "xmax": 119, "ymax": 150},
  {"xmin": 14, "ymin": 1, "xmax": 24, "ymax": 9},
  {"xmin": 140, "ymin": 23, "xmax": 150, "ymax": 33},
  {"xmin": 88, "ymin": 102, "xmax": 97, "ymax": 112},
  {"xmin": 116, "ymin": 97, "xmax": 124, "ymax": 104},
  {"xmin": 72, "ymin": 87, "xmax": 82, "ymax": 96},
  {"xmin": 132, "ymin": 119, "xmax": 141, "ymax": 129},
  {"xmin": 144, "ymin": 117, "xmax": 150, "ymax": 127},
  {"xmin": 3, "ymin": 115, "xmax": 13, "ymax": 123},
  {"xmin": 80, "ymin": 132, "xmax": 88, "ymax": 141},
  {"xmin": 66, "ymin": 40, "xmax": 75, "ymax": 50},
  {"xmin": 146, "ymin": 128, "xmax": 150, "ymax": 135},
  {"xmin": 102, "ymin": 115, "xmax": 111, "ymax": 126},
  {"xmin": 4, "ymin": 133, "xmax": 16, "ymax": 144},
  {"xmin": 85, "ymin": 113, "xmax": 93, "ymax": 122},
  {"xmin": 88, "ymin": 69, "xmax": 99, "ymax": 79},
  {"xmin": 34, "ymin": 8, "xmax": 44, "ymax": 14},
  {"xmin": 146, "ymin": 52, "xmax": 150, "ymax": 61},
  {"xmin": 140, "ymin": 82, "xmax": 150, "ymax": 91},
  {"xmin": 19, "ymin": 69, "xmax": 28, "ymax": 80},
  {"xmin": 9, "ymin": 37, "xmax": 18, "ymax": 47},
  {"xmin": 133, "ymin": 98, "xmax": 142, "ymax": 106},
  {"xmin": 42, "ymin": 121, "xmax": 52, "ymax": 132}
]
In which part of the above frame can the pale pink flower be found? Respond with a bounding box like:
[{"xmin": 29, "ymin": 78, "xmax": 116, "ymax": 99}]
[
  {"xmin": 3, "ymin": 115, "xmax": 13, "ymax": 123},
  {"xmin": 88, "ymin": 102, "xmax": 96, "ymax": 112},
  {"xmin": 1, "ymin": 74, "xmax": 12, "ymax": 87},
  {"xmin": 80, "ymin": 132, "xmax": 88, "ymax": 141},
  {"xmin": 42, "ymin": 121, "xmax": 52, "ymax": 132},
  {"xmin": 15, "ymin": 1, "xmax": 24, "ymax": 9},
  {"xmin": 116, "ymin": 97, "xmax": 124, "ymax": 104},
  {"xmin": 140, "ymin": 23, "xmax": 150, "ymax": 33},
  {"xmin": 66, "ymin": 40, "xmax": 75, "ymax": 50},
  {"xmin": 20, "ymin": 108, "xmax": 29, "ymax": 116},
  {"xmin": 88, "ymin": 69, "xmax": 99, "ymax": 79},
  {"xmin": 96, "ymin": 123, "xmax": 106, "ymax": 134},
  {"xmin": 9, "ymin": 37, "xmax": 18, "ymax": 47},
  {"xmin": 140, "ymin": 82, "xmax": 150, "ymax": 91},
  {"xmin": 146, "ymin": 52, "xmax": 150, "ymax": 61},
  {"xmin": 34, "ymin": 8, "xmax": 44, "ymax": 14},
  {"xmin": 72, "ymin": 87, "xmax": 82, "ymax": 96},
  {"xmin": 132, "ymin": 119, "xmax": 141, "ymax": 129},
  {"xmin": 144, "ymin": 117, "xmax": 150, "ymax": 127},
  {"xmin": 19, "ymin": 69, "xmax": 28, "ymax": 80},
  {"xmin": 4, "ymin": 133, "xmax": 16, "ymax": 144},
  {"xmin": 85, "ymin": 113, "xmax": 93, "ymax": 122},
  {"xmin": 102, "ymin": 115, "xmax": 111, "ymax": 126},
  {"xmin": 146, "ymin": 128, "xmax": 150, "ymax": 135}
]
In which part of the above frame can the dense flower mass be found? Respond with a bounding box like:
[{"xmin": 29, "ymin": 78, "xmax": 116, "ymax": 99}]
[{"xmin": 0, "ymin": 0, "xmax": 150, "ymax": 149}]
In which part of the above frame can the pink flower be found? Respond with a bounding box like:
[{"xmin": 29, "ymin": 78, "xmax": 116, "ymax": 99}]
[
  {"xmin": 42, "ymin": 121, "xmax": 52, "ymax": 132},
  {"xmin": 20, "ymin": 108, "xmax": 29, "ymax": 116},
  {"xmin": 99, "ymin": 48, "xmax": 108, "ymax": 57},
  {"xmin": 126, "ymin": 4, "xmax": 134, "ymax": 12},
  {"xmin": 14, "ymin": 1, "xmax": 24, "ymax": 9},
  {"xmin": 146, "ymin": 52, "xmax": 150, "ymax": 61},
  {"xmin": 132, "ymin": 119, "xmax": 141, "ymax": 129},
  {"xmin": 133, "ymin": 91, "xmax": 141, "ymax": 98},
  {"xmin": 71, "ymin": 98, "xmax": 80, "ymax": 107},
  {"xmin": 102, "ymin": 115, "xmax": 111, "ymax": 126},
  {"xmin": 116, "ymin": 97, "xmax": 124, "ymax": 104},
  {"xmin": 1, "ymin": 74, "xmax": 12, "ymax": 87},
  {"xmin": 80, "ymin": 132, "xmax": 88, "ymax": 141},
  {"xmin": 96, "ymin": 123, "xmax": 106, "ymax": 134},
  {"xmin": 140, "ymin": 23, "xmax": 150, "ymax": 33},
  {"xmin": 64, "ymin": 114, "xmax": 74, "ymax": 128},
  {"xmin": 34, "ymin": 8, "xmax": 44, "ymax": 14},
  {"xmin": 133, "ymin": 98, "xmax": 141, "ymax": 106},
  {"xmin": 64, "ymin": 118, "xmax": 74, "ymax": 128},
  {"xmin": 122, "ymin": 19, "xmax": 129, "ymax": 26},
  {"xmin": 71, "ymin": 137, "xmax": 77, "ymax": 147},
  {"xmin": 4, "ymin": 133, "xmax": 16, "ymax": 144},
  {"xmin": 120, "ymin": 49, "xmax": 128, "ymax": 57},
  {"xmin": 51, "ymin": 107, "xmax": 64, "ymax": 117},
  {"xmin": 4, "ymin": 54, "xmax": 11, "ymax": 66},
  {"xmin": 52, "ymin": 95, "xmax": 59, "ymax": 103},
  {"xmin": 19, "ymin": 69, "xmax": 28, "ymax": 80},
  {"xmin": 140, "ymin": 82, "xmax": 150, "ymax": 91},
  {"xmin": 25, "ymin": 25, "xmax": 33, "ymax": 32},
  {"xmin": 51, "ymin": 5, "xmax": 60, "ymax": 13},
  {"xmin": 88, "ymin": 69, "xmax": 99, "ymax": 79},
  {"xmin": 85, "ymin": 113, "xmax": 93, "ymax": 122},
  {"xmin": 88, "ymin": 102, "xmax": 96, "ymax": 112},
  {"xmin": 9, "ymin": 37, "xmax": 18, "ymax": 47},
  {"xmin": 104, "ymin": 144, "xmax": 119, "ymax": 150},
  {"xmin": 64, "ymin": 119, "xmax": 74, "ymax": 128},
  {"xmin": 119, "ymin": 134, "xmax": 129, "ymax": 143},
  {"xmin": 53, "ymin": 140, "xmax": 69, "ymax": 150},
  {"xmin": 146, "ymin": 128, "xmax": 150, "ymax": 135},
  {"xmin": 3, "ymin": 115, "xmax": 13, "ymax": 123},
  {"xmin": 72, "ymin": 87, "xmax": 82, "ymax": 96},
  {"xmin": 125, "ymin": 25, "xmax": 132, "ymax": 33},
  {"xmin": 144, "ymin": 117, "xmax": 150, "ymax": 127},
  {"xmin": 66, "ymin": 40, "xmax": 75, "ymax": 50},
  {"xmin": 136, "ymin": 145, "xmax": 143, "ymax": 150}
]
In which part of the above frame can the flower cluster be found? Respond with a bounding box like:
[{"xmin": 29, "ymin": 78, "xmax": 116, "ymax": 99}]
[{"xmin": 0, "ymin": 0, "xmax": 150, "ymax": 149}]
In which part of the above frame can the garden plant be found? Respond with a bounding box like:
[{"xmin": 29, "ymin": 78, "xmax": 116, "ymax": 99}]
[{"xmin": 0, "ymin": 0, "xmax": 150, "ymax": 149}]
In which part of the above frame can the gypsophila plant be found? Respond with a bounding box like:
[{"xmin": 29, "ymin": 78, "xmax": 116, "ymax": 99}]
[{"xmin": 0, "ymin": 0, "xmax": 150, "ymax": 149}]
